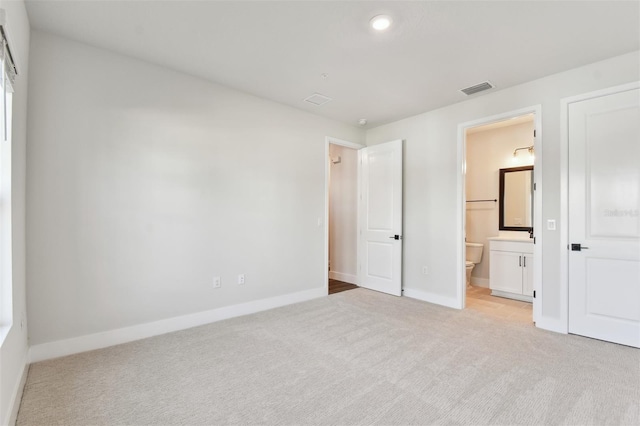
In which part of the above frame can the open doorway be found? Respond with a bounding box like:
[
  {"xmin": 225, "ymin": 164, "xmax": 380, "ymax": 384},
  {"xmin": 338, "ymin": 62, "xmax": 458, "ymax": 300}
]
[
  {"xmin": 324, "ymin": 137, "xmax": 364, "ymax": 295},
  {"xmin": 459, "ymin": 108, "xmax": 542, "ymax": 324}
]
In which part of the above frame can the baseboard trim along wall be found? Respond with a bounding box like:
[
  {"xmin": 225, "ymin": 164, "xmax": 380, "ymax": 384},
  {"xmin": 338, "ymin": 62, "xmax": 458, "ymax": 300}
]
[
  {"xmin": 328, "ymin": 271, "xmax": 357, "ymax": 285},
  {"xmin": 29, "ymin": 287, "xmax": 326, "ymax": 363},
  {"xmin": 5, "ymin": 359, "xmax": 28, "ymax": 426},
  {"xmin": 403, "ymin": 288, "xmax": 460, "ymax": 309},
  {"xmin": 470, "ymin": 277, "xmax": 489, "ymax": 288}
]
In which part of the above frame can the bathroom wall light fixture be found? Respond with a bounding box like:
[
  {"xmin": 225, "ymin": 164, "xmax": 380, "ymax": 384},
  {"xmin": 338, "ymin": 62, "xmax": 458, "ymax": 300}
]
[{"xmin": 513, "ymin": 146, "xmax": 534, "ymax": 158}]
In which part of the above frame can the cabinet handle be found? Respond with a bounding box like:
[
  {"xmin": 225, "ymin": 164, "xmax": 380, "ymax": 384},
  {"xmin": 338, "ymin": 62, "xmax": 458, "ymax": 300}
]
[
  {"xmin": 519, "ymin": 255, "xmax": 522, "ymax": 267},
  {"xmin": 523, "ymin": 256, "xmax": 526, "ymax": 267}
]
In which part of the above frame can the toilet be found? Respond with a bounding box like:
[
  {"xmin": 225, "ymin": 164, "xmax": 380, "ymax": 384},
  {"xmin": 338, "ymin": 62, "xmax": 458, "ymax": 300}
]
[{"xmin": 465, "ymin": 242, "xmax": 484, "ymax": 287}]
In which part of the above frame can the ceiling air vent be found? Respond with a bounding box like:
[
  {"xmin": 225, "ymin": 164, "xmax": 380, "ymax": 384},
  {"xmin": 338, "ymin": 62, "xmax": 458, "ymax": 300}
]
[
  {"xmin": 304, "ymin": 93, "xmax": 332, "ymax": 106},
  {"xmin": 460, "ymin": 81, "xmax": 494, "ymax": 96}
]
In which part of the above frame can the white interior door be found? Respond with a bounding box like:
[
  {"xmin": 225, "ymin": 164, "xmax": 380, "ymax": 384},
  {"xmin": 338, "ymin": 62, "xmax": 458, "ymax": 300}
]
[
  {"xmin": 358, "ymin": 140, "xmax": 403, "ymax": 296},
  {"xmin": 568, "ymin": 86, "xmax": 640, "ymax": 348}
]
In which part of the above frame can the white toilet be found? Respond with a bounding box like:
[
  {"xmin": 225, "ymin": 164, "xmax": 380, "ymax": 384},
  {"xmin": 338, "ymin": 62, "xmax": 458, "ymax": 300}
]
[{"xmin": 465, "ymin": 242, "xmax": 484, "ymax": 287}]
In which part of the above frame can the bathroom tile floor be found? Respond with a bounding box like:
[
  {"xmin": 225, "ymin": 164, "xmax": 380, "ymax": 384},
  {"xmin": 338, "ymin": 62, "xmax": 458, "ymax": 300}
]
[{"xmin": 466, "ymin": 286, "xmax": 533, "ymax": 325}]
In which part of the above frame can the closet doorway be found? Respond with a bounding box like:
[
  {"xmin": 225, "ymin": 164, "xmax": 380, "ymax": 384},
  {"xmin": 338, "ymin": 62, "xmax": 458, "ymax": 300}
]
[{"xmin": 324, "ymin": 137, "xmax": 364, "ymax": 295}]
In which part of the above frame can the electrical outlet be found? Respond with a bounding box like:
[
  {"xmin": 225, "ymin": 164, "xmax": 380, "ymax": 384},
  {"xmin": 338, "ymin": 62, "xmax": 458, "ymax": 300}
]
[
  {"xmin": 238, "ymin": 274, "xmax": 245, "ymax": 285},
  {"xmin": 213, "ymin": 276, "xmax": 221, "ymax": 289},
  {"xmin": 422, "ymin": 266, "xmax": 429, "ymax": 275}
]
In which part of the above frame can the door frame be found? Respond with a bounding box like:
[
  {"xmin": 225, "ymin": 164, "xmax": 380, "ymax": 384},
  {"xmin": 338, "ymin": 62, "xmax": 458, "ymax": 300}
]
[
  {"xmin": 456, "ymin": 105, "xmax": 542, "ymax": 321},
  {"xmin": 559, "ymin": 81, "xmax": 640, "ymax": 334},
  {"xmin": 324, "ymin": 136, "xmax": 366, "ymax": 295}
]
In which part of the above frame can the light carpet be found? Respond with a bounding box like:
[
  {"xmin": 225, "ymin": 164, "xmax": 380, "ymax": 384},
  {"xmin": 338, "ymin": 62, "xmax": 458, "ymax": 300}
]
[{"xmin": 17, "ymin": 289, "xmax": 640, "ymax": 425}]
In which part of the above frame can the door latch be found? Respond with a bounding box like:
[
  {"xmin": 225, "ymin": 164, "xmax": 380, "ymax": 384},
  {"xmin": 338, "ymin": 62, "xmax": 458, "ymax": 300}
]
[{"xmin": 571, "ymin": 243, "xmax": 589, "ymax": 251}]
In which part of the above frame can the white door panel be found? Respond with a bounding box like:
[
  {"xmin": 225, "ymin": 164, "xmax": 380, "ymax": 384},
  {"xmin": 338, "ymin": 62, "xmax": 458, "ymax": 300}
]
[
  {"xmin": 585, "ymin": 258, "xmax": 640, "ymax": 321},
  {"xmin": 568, "ymin": 86, "xmax": 640, "ymax": 348},
  {"xmin": 358, "ymin": 140, "xmax": 403, "ymax": 296},
  {"xmin": 367, "ymin": 150, "xmax": 395, "ymax": 230}
]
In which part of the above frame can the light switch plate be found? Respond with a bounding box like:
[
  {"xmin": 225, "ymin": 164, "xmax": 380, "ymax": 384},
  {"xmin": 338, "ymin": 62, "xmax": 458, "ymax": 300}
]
[{"xmin": 547, "ymin": 219, "xmax": 556, "ymax": 231}]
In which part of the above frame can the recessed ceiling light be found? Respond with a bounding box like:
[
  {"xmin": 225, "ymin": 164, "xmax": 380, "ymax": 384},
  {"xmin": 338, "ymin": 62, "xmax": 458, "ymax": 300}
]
[{"xmin": 370, "ymin": 15, "xmax": 392, "ymax": 31}]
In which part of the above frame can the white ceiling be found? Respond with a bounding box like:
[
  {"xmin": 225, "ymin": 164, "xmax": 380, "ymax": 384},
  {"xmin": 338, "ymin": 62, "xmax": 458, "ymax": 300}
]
[{"xmin": 25, "ymin": 1, "xmax": 640, "ymax": 128}]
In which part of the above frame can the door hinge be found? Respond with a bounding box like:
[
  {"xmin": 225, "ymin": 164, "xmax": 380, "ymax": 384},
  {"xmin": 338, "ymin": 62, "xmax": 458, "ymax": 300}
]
[
  {"xmin": 533, "ymin": 290, "xmax": 536, "ymax": 298},
  {"xmin": 533, "ymin": 129, "xmax": 536, "ymax": 137},
  {"xmin": 533, "ymin": 237, "xmax": 536, "ymax": 244},
  {"xmin": 533, "ymin": 182, "xmax": 536, "ymax": 190}
]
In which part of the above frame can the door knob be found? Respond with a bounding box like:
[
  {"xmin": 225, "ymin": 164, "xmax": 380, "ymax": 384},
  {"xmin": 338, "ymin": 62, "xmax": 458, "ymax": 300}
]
[
  {"xmin": 389, "ymin": 235, "xmax": 402, "ymax": 240},
  {"xmin": 571, "ymin": 243, "xmax": 589, "ymax": 251}
]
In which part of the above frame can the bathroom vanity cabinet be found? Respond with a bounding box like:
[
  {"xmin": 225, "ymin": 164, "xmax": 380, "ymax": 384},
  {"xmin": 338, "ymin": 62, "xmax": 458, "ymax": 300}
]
[{"xmin": 488, "ymin": 238, "xmax": 533, "ymax": 302}]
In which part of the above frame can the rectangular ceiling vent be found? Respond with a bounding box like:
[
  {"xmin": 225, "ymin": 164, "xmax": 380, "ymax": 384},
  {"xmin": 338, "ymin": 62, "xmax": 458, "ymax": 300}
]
[
  {"xmin": 460, "ymin": 81, "xmax": 494, "ymax": 96},
  {"xmin": 304, "ymin": 93, "xmax": 332, "ymax": 106}
]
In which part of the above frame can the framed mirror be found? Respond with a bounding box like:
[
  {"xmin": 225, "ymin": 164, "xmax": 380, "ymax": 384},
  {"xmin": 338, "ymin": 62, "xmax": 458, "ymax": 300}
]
[{"xmin": 499, "ymin": 166, "xmax": 533, "ymax": 232}]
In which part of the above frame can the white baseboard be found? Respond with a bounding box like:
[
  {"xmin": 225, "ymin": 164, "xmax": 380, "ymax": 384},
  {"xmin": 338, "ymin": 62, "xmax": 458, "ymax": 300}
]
[
  {"xmin": 328, "ymin": 271, "xmax": 357, "ymax": 285},
  {"xmin": 4, "ymin": 358, "xmax": 28, "ymax": 426},
  {"xmin": 491, "ymin": 289, "xmax": 533, "ymax": 303},
  {"xmin": 470, "ymin": 277, "xmax": 489, "ymax": 288},
  {"xmin": 403, "ymin": 288, "xmax": 461, "ymax": 309},
  {"xmin": 29, "ymin": 287, "xmax": 326, "ymax": 364}
]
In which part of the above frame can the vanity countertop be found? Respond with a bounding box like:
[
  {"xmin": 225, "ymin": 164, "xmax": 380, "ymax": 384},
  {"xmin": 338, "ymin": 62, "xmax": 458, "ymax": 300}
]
[{"xmin": 487, "ymin": 236, "xmax": 534, "ymax": 243}]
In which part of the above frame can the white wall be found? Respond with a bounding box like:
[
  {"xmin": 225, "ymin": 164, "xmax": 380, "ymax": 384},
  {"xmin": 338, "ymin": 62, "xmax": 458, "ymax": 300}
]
[
  {"xmin": 0, "ymin": 0, "xmax": 29, "ymax": 424},
  {"xmin": 328, "ymin": 144, "xmax": 357, "ymax": 283},
  {"xmin": 466, "ymin": 121, "xmax": 534, "ymax": 284},
  {"xmin": 26, "ymin": 32, "xmax": 363, "ymax": 347},
  {"xmin": 366, "ymin": 51, "xmax": 640, "ymax": 323}
]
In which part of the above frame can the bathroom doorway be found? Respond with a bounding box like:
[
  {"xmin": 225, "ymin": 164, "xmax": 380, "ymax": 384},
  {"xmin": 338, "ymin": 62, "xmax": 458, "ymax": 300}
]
[{"xmin": 459, "ymin": 108, "xmax": 541, "ymax": 324}]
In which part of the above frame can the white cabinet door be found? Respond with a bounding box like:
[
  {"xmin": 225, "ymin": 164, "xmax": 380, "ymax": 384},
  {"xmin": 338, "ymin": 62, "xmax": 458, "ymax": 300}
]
[
  {"xmin": 490, "ymin": 251, "xmax": 523, "ymax": 294},
  {"xmin": 522, "ymin": 253, "xmax": 534, "ymax": 296},
  {"xmin": 568, "ymin": 86, "xmax": 640, "ymax": 348},
  {"xmin": 358, "ymin": 140, "xmax": 403, "ymax": 296}
]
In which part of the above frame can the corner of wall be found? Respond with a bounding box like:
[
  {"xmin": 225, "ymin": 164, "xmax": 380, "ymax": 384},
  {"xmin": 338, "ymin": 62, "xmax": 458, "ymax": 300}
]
[
  {"xmin": 0, "ymin": 0, "xmax": 30, "ymax": 424},
  {"xmin": 3, "ymin": 361, "xmax": 28, "ymax": 426}
]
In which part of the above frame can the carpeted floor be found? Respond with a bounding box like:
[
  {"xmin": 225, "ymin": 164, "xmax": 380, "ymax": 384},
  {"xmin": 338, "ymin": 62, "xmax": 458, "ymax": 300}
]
[{"xmin": 17, "ymin": 289, "xmax": 640, "ymax": 425}]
